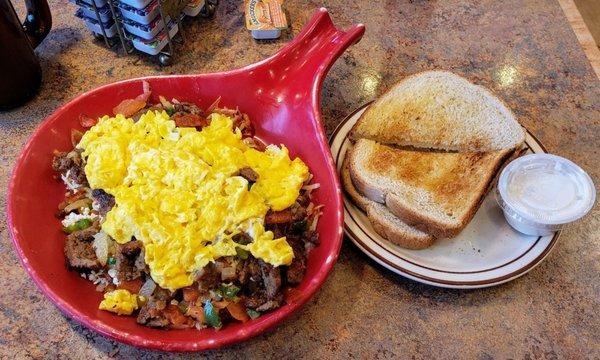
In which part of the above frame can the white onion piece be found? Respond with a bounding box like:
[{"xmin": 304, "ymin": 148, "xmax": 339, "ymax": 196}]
[
  {"xmin": 159, "ymin": 95, "xmax": 172, "ymax": 109},
  {"xmin": 221, "ymin": 266, "xmax": 236, "ymax": 281},
  {"xmin": 307, "ymin": 203, "xmax": 324, "ymax": 216},
  {"xmin": 64, "ymin": 198, "xmax": 92, "ymax": 214},
  {"xmin": 92, "ymin": 231, "xmax": 109, "ymax": 265},
  {"xmin": 302, "ymin": 183, "xmax": 320, "ymax": 191},
  {"xmin": 214, "ymin": 261, "xmax": 224, "ymax": 273},
  {"xmin": 138, "ymin": 278, "xmax": 157, "ymax": 298},
  {"xmin": 302, "ymin": 182, "xmax": 321, "ymax": 197},
  {"xmin": 310, "ymin": 210, "xmax": 323, "ymax": 232},
  {"xmin": 142, "ymin": 80, "xmax": 150, "ymax": 94}
]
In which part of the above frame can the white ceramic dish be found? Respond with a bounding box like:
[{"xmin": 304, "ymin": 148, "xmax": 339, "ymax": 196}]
[{"xmin": 330, "ymin": 104, "xmax": 561, "ymax": 289}]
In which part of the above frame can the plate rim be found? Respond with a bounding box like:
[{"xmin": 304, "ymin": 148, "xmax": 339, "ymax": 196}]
[{"xmin": 330, "ymin": 103, "xmax": 561, "ymax": 289}]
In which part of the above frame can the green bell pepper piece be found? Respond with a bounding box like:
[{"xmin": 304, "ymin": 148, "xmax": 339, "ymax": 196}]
[{"xmin": 203, "ymin": 300, "xmax": 222, "ymax": 329}]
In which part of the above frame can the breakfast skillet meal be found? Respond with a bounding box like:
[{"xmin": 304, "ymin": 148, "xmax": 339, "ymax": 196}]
[
  {"xmin": 47, "ymin": 68, "xmax": 593, "ymax": 332},
  {"xmin": 52, "ymin": 82, "xmax": 322, "ymax": 330},
  {"xmin": 341, "ymin": 71, "xmax": 526, "ymax": 249}
]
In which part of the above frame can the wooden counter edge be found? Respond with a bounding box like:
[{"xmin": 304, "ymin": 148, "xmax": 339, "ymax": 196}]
[{"xmin": 557, "ymin": 0, "xmax": 600, "ymax": 79}]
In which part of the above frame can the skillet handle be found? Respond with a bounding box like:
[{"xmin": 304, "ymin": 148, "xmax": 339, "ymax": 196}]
[{"xmin": 262, "ymin": 8, "xmax": 365, "ymax": 96}]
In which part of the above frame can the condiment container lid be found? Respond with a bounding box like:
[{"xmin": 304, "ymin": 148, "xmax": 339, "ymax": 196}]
[{"xmin": 497, "ymin": 154, "xmax": 595, "ymax": 227}]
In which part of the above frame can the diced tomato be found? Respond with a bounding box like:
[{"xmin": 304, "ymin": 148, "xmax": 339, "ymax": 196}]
[
  {"xmin": 70, "ymin": 129, "xmax": 83, "ymax": 146},
  {"xmin": 117, "ymin": 278, "xmax": 143, "ymax": 294},
  {"xmin": 163, "ymin": 304, "xmax": 194, "ymax": 329},
  {"xmin": 283, "ymin": 287, "xmax": 303, "ymax": 304},
  {"xmin": 79, "ymin": 114, "xmax": 98, "ymax": 128},
  {"xmin": 212, "ymin": 300, "xmax": 229, "ymax": 310},
  {"xmin": 226, "ymin": 302, "xmax": 250, "ymax": 323},
  {"xmin": 186, "ymin": 304, "xmax": 205, "ymax": 323},
  {"xmin": 172, "ymin": 113, "xmax": 208, "ymax": 128},
  {"xmin": 182, "ymin": 286, "xmax": 200, "ymax": 303},
  {"xmin": 113, "ymin": 99, "xmax": 146, "ymax": 117},
  {"xmin": 265, "ymin": 209, "xmax": 293, "ymax": 224},
  {"xmin": 111, "ymin": 81, "xmax": 152, "ymax": 117}
]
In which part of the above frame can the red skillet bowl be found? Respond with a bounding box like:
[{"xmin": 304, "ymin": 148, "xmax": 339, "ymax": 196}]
[{"xmin": 7, "ymin": 8, "xmax": 364, "ymax": 351}]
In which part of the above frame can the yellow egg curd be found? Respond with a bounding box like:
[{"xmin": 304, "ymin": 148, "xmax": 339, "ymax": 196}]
[
  {"xmin": 99, "ymin": 289, "xmax": 139, "ymax": 315},
  {"xmin": 77, "ymin": 110, "xmax": 309, "ymax": 290}
]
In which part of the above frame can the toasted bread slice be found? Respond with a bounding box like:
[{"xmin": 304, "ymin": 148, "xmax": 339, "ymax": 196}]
[
  {"xmin": 348, "ymin": 139, "xmax": 513, "ymax": 238},
  {"xmin": 349, "ymin": 71, "xmax": 525, "ymax": 152},
  {"xmin": 341, "ymin": 149, "xmax": 435, "ymax": 250}
]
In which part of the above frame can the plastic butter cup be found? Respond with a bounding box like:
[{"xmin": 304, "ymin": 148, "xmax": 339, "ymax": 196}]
[{"xmin": 496, "ymin": 153, "xmax": 595, "ymax": 236}]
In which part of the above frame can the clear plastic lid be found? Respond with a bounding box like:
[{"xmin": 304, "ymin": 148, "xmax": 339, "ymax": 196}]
[{"xmin": 497, "ymin": 154, "xmax": 595, "ymax": 225}]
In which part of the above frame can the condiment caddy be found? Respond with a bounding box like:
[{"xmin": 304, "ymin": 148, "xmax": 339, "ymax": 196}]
[{"xmin": 70, "ymin": 0, "xmax": 217, "ymax": 65}]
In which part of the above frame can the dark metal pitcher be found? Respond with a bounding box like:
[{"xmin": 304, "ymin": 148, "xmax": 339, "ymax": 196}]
[{"xmin": 0, "ymin": 0, "xmax": 51, "ymax": 110}]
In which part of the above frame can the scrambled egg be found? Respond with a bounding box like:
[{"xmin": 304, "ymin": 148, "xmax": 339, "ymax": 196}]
[
  {"xmin": 78, "ymin": 111, "xmax": 309, "ymax": 290},
  {"xmin": 99, "ymin": 289, "xmax": 139, "ymax": 315}
]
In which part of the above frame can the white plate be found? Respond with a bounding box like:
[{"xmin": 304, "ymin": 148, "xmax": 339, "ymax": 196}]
[{"xmin": 330, "ymin": 104, "xmax": 561, "ymax": 289}]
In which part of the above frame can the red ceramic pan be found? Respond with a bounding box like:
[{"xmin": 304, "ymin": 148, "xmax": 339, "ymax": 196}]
[{"xmin": 7, "ymin": 8, "xmax": 364, "ymax": 351}]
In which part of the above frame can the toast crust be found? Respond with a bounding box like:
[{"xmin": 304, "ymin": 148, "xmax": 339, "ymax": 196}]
[
  {"xmin": 341, "ymin": 148, "xmax": 372, "ymax": 213},
  {"xmin": 367, "ymin": 206, "xmax": 435, "ymax": 250},
  {"xmin": 341, "ymin": 148, "xmax": 435, "ymax": 249},
  {"xmin": 347, "ymin": 144, "xmax": 386, "ymax": 205}
]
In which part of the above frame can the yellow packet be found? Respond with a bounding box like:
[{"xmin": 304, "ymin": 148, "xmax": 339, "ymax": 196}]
[{"xmin": 245, "ymin": 0, "xmax": 288, "ymax": 39}]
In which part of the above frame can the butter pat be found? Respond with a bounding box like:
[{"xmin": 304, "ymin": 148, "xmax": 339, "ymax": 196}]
[{"xmin": 245, "ymin": 0, "xmax": 288, "ymax": 39}]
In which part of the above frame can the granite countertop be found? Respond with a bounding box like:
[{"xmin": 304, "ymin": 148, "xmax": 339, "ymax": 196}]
[{"xmin": 1, "ymin": 0, "xmax": 599, "ymax": 358}]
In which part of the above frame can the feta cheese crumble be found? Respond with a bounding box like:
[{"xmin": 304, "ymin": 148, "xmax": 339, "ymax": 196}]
[
  {"xmin": 61, "ymin": 207, "xmax": 98, "ymax": 228},
  {"xmin": 60, "ymin": 169, "xmax": 81, "ymax": 190}
]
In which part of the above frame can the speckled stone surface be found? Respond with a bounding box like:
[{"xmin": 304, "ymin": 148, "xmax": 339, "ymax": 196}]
[{"xmin": 1, "ymin": 0, "xmax": 599, "ymax": 358}]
